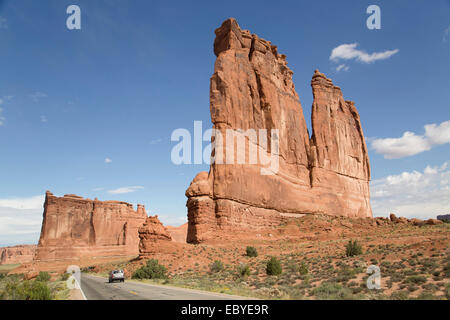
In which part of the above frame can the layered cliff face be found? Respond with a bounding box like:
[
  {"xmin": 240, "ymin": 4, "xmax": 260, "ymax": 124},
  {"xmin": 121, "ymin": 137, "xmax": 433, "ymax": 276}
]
[
  {"xmin": 35, "ymin": 191, "xmax": 147, "ymax": 261},
  {"xmin": 138, "ymin": 215, "xmax": 172, "ymax": 258},
  {"xmin": 186, "ymin": 18, "xmax": 372, "ymax": 243},
  {"xmin": 0, "ymin": 245, "xmax": 36, "ymax": 265}
]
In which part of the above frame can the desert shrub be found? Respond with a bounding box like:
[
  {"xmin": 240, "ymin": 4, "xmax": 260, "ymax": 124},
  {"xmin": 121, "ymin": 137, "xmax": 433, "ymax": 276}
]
[
  {"xmin": 35, "ymin": 272, "xmax": 51, "ymax": 282},
  {"xmin": 5, "ymin": 279, "xmax": 52, "ymax": 300},
  {"xmin": 443, "ymin": 263, "xmax": 450, "ymax": 278},
  {"xmin": 299, "ymin": 262, "xmax": 308, "ymax": 275},
  {"xmin": 405, "ymin": 275, "xmax": 427, "ymax": 285},
  {"xmin": 210, "ymin": 260, "xmax": 224, "ymax": 273},
  {"xmin": 237, "ymin": 264, "xmax": 251, "ymax": 277},
  {"xmin": 345, "ymin": 240, "xmax": 363, "ymax": 257},
  {"xmin": 59, "ymin": 273, "xmax": 70, "ymax": 281},
  {"xmin": 390, "ymin": 291, "xmax": 409, "ymax": 300},
  {"xmin": 266, "ymin": 257, "xmax": 282, "ymax": 276},
  {"xmin": 445, "ymin": 283, "xmax": 450, "ymax": 299},
  {"xmin": 132, "ymin": 259, "xmax": 167, "ymax": 279},
  {"xmin": 311, "ymin": 282, "xmax": 355, "ymax": 300},
  {"xmin": 246, "ymin": 246, "xmax": 258, "ymax": 257}
]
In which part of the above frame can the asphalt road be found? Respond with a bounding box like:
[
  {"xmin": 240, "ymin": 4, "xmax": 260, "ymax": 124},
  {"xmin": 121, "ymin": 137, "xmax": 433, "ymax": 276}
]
[{"xmin": 80, "ymin": 274, "xmax": 248, "ymax": 300}]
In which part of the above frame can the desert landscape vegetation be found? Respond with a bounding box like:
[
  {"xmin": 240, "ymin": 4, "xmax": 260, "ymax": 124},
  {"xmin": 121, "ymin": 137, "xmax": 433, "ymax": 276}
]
[{"xmin": 0, "ymin": 17, "xmax": 449, "ymax": 301}]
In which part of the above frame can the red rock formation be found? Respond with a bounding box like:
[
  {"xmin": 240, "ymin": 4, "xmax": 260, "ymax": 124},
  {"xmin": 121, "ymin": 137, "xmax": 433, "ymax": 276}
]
[
  {"xmin": 186, "ymin": 18, "xmax": 372, "ymax": 243},
  {"xmin": 138, "ymin": 215, "xmax": 172, "ymax": 258},
  {"xmin": 0, "ymin": 245, "xmax": 36, "ymax": 265},
  {"xmin": 35, "ymin": 191, "xmax": 147, "ymax": 261}
]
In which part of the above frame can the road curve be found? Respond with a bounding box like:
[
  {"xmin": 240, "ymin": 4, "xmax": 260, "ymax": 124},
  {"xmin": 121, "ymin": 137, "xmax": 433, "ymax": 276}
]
[{"xmin": 80, "ymin": 274, "xmax": 249, "ymax": 300}]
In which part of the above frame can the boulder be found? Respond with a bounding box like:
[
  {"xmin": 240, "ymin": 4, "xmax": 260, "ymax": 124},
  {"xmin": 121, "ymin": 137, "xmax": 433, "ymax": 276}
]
[{"xmin": 426, "ymin": 219, "xmax": 443, "ymax": 225}]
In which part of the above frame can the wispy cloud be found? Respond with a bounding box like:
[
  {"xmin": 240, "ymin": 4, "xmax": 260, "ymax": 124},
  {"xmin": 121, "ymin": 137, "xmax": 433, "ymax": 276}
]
[
  {"xmin": 444, "ymin": 26, "xmax": 450, "ymax": 43},
  {"xmin": 104, "ymin": 158, "xmax": 112, "ymax": 163},
  {"xmin": 0, "ymin": 195, "xmax": 44, "ymax": 211},
  {"xmin": 92, "ymin": 187, "xmax": 104, "ymax": 192},
  {"xmin": 330, "ymin": 43, "xmax": 399, "ymax": 64},
  {"xmin": 30, "ymin": 91, "xmax": 47, "ymax": 102},
  {"xmin": 0, "ymin": 107, "xmax": 4, "ymax": 126},
  {"xmin": 150, "ymin": 138, "xmax": 164, "ymax": 145},
  {"xmin": 108, "ymin": 186, "xmax": 144, "ymax": 194},
  {"xmin": 336, "ymin": 64, "xmax": 350, "ymax": 72},
  {"xmin": 0, "ymin": 16, "xmax": 7, "ymax": 29},
  {"xmin": 371, "ymin": 162, "xmax": 450, "ymax": 219},
  {"xmin": 40, "ymin": 115, "xmax": 48, "ymax": 123},
  {"xmin": 371, "ymin": 120, "xmax": 450, "ymax": 159}
]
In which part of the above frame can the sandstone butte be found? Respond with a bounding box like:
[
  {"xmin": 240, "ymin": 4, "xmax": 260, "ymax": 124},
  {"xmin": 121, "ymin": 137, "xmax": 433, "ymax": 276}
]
[
  {"xmin": 0, "ymin": 245, "xmax": 36, "ymax": 265},
  {"xmin": 35, "ymin": 191, "xmax": 151, "ymax": 262},
  {"xmin": 185, "ymin": 18, "xmax": 372, "ymax": 243}
]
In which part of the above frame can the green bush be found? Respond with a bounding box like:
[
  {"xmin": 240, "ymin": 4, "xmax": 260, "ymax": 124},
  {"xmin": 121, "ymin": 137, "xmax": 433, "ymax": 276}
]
[
  {"xmin": 5, "ymin": 279, "xmax": 52, "ymax": 300},
  {"xmin": 132, "ymin": 259, "xmax": 167, "ymax": 279},
  {"xmin": 299, "ymin": 262, "xmax": 309, "ymax": 275},
  {"xmin": 266, "ymin": 257, "xmax": 282, "ymax": 276},
  {"xmin": 444, "ymin": 263, "xmax": 450, "ymax": 278},
  {"xmin": 59, "ymin": 273, "xmax": 70, "ymax": 281},
  {"xmin": 390, "ymin": 291, "xmax": 409, "ymax": 300},
  {"xmin": 311, "ymin": 282, "xmax": 355, "ymax": 300},
  {"xmin": 237, "ymin": 264, "xmax": 251, "ymax": 277},
  {"xmin": 246, "ymin": 246, "xmax": 258, "ymax": 257},
  {"xmin": 405, "ymin": 275, "xmax": 427, "ymax": 285},
  {"xmin": 36, "ymin": 272, "xmax": 51, "ymax": 282},
  {"xmin": 345, "ymin": 240, "xmax": 363, "ymax": 257},
  {"xmin": 210, "ymin": 260, "xmax": 224, "ymax": 273}
]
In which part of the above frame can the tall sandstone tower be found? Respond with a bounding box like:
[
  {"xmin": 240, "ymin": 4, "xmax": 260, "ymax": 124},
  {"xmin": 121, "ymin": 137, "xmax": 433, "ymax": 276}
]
[{"xmin": 186, "ymin": 18, "xmax": 372, "ymax": 243}]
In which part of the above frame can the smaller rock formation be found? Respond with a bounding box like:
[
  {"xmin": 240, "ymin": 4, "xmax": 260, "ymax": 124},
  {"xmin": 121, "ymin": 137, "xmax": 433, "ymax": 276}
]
[
  {"xmin": 426, "ymin": 219, "xmax": 443, "ymax": 225},
  {"xmin": 36, "ymin": 191, "xmax": 147, "ymax": 261},
  {"xmin": 138, "ymin": 216, "xmax": 172, "ymax": 258},
  {"xmin": 437, "ymin": 214, "xmax": 450, "ymax": 222},
  {"xmin": 0, "ymin": 245, "xmax": 36, "ymax": 265}
]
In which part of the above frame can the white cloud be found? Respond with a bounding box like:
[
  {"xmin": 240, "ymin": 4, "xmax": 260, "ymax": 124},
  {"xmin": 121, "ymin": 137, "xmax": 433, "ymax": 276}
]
[
  {"xmin": 104, "ymin": 158, "xmax": 112, "ymax": 163},
  {"xmin": 0, "ymin": 16, "xmax": 7, "ymax": 29},
  {"xmin": 157, "ymin": 214, "xmax": 187, "ymax": 227},
  {"xmin": 371, "ymin": 120, "xmax": 450, "ymax": 159},
  {"xmin": 371, "ymin": 162, "xmax": 450, "ymax": 219},
  {"xmin": 0, "ymin": 195, "xmax": 45, "ymax": 210},
  {"xmin": 444, "ymin": 26, "xmax": 450, "ymax": 42},
  {"xmin": 150, "ymin": 138, "xmax": 163, "ymax": 145},
  {"xmin": 108, "ymin": 186, "xmax": 144, "ymax": 194},
  {"xmin": 330, "ymin": 43, "xmax": 399, "ymax": 64},
  {"xmin": 0, "ymin": 195, "xmax": 45, "ymax": 246},
  {"xmin": 336, "ymin": 64, "xmax": 350, "ymax": 72},
  {"xmin": 40, "ymin": 115, "xmax": 48, "ymax": 123},
  {"xmin": 30, "ymin": 91, "xmax": 47, "ymax": 102},
  {"xmin": 0, "ymin": 107, "xmax": 5, "ymax": 126}
]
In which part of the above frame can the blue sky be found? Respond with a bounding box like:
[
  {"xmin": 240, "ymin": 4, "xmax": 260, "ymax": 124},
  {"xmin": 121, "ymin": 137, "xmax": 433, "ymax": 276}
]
[{"xmin": 0, "ymin": 0, "xmax": 449, "ymax": 246}]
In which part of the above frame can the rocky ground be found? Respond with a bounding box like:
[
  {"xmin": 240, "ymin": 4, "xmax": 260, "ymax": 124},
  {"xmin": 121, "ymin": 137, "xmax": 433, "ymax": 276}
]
[{"xmin": 82, "ymin": 215, "xmax": 450, "ymax": 300}]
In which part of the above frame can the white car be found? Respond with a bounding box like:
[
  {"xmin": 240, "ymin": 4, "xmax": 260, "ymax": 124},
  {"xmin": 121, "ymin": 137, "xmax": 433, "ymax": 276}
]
[{"xmin": 109, "ymin": 270, "xmax": 125, "ymax": 283}]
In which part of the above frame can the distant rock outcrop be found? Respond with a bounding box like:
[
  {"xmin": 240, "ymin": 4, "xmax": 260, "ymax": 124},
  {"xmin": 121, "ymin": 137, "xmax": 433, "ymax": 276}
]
[
  {"xmin": 186, "ymin": 18, "xmax": 372, "ymax": 243},
  {"xmin": 0, "ymin": 245, "xmax": 36, "ymax": 265},
  {"xmin": 35, "ymin": 191, "xmax": 147, "ymax": 261},
  {"xmin": 138, "ymin": 215, "xmax": 172, "ymax": 258},
  {"xmin": 437, "ymin": 214, "xmax": 450, "ymax": 222}
]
